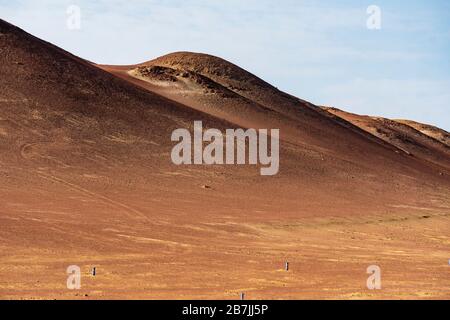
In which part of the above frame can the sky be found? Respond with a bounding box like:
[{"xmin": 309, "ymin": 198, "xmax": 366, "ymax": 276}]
[{"xmin": 1, "ymin": 0, "xmax": 449, "ymax": 130}]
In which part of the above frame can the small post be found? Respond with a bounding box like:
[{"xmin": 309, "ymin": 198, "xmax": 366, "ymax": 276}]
[
  {"xmin": 240, "ymin": 292, "xmax": 245, "ymax": 300},
  {"xmin": 285, "ymin": 261, "xmax": 289, "ymax": 271},
  {"xmin": 91, "ymin": 267, "xmax": 96, "ymax": 276}
]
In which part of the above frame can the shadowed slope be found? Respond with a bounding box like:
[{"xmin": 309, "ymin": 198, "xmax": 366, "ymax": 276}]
[
  {"xmin": 395, "ymin": 119, "xmax": 450, "ymax": 147},
  {"xmin": 322, "ymin": 107, "xmax": 450, "ymax": 171}
]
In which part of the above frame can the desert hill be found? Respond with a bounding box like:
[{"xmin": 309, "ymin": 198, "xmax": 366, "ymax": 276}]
[{"xmin": 1, "ymin": 19, "xmax": 449, "ymax": 299}]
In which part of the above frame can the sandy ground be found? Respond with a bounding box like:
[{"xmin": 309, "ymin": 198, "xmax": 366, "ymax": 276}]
[{"xmin": 1, "ymin": 203, "xmax": 449, "ymax": 299}]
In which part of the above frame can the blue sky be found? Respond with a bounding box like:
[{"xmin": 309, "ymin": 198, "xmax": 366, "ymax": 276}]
[{"xmin": 1, "ymin": 0, "xmax": 449, "ymax": 130}]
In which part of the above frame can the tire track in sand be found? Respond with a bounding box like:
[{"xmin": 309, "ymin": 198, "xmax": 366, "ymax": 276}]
[
  {"xmin": 36, "ymin": 171, "xmax": 151, "ymax": 222},
  {"xmin": 35, "ymin": 171, "xmax": 193, "ymax": 252}
]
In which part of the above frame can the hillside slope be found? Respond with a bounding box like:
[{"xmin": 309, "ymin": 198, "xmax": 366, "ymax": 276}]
[{"xmin": 322, "ymin": 107, "xmax": 450, "ymax": 171}]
